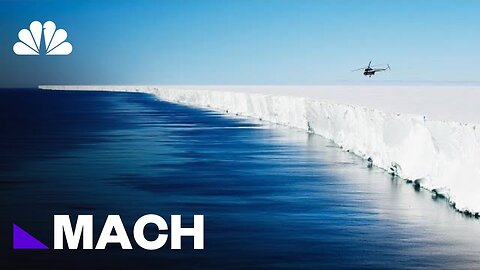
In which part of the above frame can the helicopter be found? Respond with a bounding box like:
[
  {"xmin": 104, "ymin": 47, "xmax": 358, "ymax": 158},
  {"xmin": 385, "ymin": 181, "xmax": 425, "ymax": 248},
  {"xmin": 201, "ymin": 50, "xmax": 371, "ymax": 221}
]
[{"xmin": 352, "ymin": 61, "xmax": 390, "ymax": 77}]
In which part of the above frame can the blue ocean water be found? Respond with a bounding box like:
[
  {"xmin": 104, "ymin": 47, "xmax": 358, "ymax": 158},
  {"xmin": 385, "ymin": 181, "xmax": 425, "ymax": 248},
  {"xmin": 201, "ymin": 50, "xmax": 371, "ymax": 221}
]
[{"xmin": 1, "ymin": 89, "xmax": 480, "ymax": 269}]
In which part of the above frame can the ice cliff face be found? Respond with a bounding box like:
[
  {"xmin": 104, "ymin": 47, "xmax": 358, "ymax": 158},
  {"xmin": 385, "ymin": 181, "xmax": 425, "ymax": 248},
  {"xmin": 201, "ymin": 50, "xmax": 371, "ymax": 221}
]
[{"xmin": 39, "ymin": 85, "xmax": 480, "ymax": 215}]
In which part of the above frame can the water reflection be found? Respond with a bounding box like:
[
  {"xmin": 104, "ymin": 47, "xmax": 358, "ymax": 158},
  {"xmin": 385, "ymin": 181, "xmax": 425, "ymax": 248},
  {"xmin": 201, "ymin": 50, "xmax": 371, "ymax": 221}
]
[{"xmin": 0, "ymin": 89, "xmax": 479, "ymax": 269}]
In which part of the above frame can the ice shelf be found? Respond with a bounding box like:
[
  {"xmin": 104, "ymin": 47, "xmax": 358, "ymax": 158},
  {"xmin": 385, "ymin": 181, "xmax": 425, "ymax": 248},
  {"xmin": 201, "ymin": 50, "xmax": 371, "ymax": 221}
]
[{"xmin": 39, "ymin": 85, "xmax": 480, "ymax": 215}]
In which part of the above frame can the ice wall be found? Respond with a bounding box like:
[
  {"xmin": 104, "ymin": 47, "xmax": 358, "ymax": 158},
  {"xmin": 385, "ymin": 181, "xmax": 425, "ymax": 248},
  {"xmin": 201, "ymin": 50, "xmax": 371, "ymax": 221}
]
[{"xmin": 39, "ymin": 85, "xmax": 480, "ymax": 215}]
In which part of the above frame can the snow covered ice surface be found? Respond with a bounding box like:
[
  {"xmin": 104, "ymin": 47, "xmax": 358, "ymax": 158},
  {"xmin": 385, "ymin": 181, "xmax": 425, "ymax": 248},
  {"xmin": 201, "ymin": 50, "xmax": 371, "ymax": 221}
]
[{"xmin": 39, "ymin": 85, "xmax": 480, "ymax": 215}]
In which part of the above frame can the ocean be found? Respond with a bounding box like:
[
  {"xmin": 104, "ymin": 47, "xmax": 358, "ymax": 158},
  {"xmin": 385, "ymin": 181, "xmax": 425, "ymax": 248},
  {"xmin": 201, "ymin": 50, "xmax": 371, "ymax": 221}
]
[{"xmin": 1, "ymin": 89, "xmax": 480, "ymax": 269}]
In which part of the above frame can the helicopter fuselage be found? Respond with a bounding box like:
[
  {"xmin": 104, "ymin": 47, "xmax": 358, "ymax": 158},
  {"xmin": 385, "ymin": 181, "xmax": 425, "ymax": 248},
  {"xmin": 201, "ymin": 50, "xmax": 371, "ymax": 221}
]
[{"xmin": 363, "ymin": 68, "xmax": 375, "ymax": 76}]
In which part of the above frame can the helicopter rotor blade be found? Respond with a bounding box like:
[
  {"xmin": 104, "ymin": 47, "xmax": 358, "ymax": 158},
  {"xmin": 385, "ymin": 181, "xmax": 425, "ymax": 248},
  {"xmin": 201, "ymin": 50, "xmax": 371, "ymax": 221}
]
[{"xmin": 351, "ymin": 67, "xmax": 366, "ymax": 72}]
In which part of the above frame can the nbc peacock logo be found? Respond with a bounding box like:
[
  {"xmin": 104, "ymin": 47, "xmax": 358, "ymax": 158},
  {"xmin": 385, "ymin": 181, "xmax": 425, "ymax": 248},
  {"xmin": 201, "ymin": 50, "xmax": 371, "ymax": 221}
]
[{"xmin": 13, "ymin": 21, "xmax": 72, "ymax": 56}]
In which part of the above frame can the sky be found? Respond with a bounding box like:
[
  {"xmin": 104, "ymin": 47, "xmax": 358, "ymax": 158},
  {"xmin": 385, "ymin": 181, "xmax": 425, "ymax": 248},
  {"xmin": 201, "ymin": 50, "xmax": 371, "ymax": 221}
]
[{"xmin": 0, "ymin": 0, "xmax": 479, "ymax": 87}]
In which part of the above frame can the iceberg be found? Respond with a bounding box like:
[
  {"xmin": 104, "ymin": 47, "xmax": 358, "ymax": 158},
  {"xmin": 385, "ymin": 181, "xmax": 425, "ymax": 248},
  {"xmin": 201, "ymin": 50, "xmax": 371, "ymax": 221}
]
[{"xmin": 39, "ymin": 85, "xmax": 480, "ymax": 215}]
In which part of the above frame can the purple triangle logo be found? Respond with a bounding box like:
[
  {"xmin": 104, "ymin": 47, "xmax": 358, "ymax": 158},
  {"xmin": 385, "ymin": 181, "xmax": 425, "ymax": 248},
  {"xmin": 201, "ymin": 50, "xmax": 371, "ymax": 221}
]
[{"xmin": 13, "ymin": 224, "xmax": 49, "ymax": 249}]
